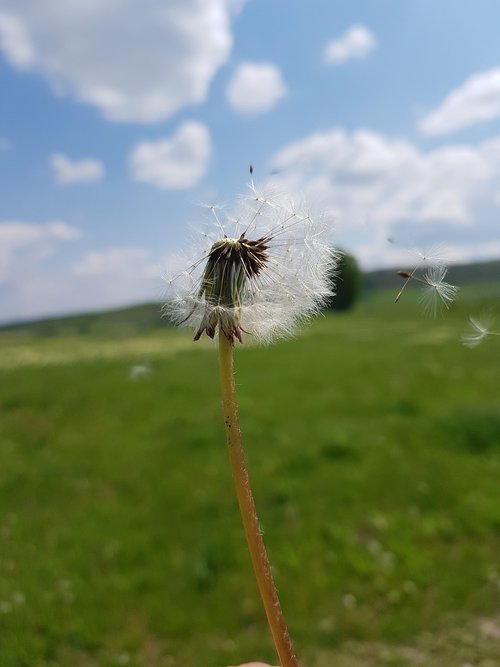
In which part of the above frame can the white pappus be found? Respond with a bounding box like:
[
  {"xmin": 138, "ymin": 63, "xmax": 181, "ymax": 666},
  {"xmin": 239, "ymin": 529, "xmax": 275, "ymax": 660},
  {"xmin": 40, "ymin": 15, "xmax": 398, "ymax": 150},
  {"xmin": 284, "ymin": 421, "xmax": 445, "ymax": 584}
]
[{"xmin": 164, "ymin": 184, "xmax": 336, "ymax": 344}]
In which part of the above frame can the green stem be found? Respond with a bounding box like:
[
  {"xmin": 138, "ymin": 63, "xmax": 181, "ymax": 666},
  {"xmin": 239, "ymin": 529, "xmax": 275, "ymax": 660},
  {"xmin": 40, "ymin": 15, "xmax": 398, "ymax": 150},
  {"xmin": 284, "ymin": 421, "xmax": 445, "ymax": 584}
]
[{"xmin": 218, "ymin": 333, "xmax": 299, "ymax": 667}]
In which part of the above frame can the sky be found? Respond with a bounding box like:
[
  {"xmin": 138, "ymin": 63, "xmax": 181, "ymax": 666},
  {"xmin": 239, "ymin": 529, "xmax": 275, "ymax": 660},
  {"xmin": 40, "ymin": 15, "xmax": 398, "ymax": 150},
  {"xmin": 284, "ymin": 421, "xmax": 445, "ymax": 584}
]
[{"xmin": 1, "ymin": 0, "xmax": 500, "ymax": 323}]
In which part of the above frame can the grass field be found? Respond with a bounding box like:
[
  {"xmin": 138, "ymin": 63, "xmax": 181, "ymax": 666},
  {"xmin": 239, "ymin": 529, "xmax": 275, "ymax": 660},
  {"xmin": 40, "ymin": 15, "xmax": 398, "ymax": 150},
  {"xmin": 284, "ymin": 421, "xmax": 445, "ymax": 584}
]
[{"xmin": 1, "ymin": 287, "xmax": 500, "ymax": 666}]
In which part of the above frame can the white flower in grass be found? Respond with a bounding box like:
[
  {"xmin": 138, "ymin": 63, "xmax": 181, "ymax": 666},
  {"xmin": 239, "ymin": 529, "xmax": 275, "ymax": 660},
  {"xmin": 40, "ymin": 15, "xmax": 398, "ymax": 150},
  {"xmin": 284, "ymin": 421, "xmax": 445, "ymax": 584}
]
[
  {"xmin": 165, "ymin": 184, "xmax": 335, "ymax": 344},
  {"xmin": 128, "ymin": 363, "xmax": 151, "ymax": 379},
  {"xmin": 462, "ymin": 315, "xmax": 499, "ymax": 347},
  {"xmin": 419, "ymin": 265, "xmax": 459, "ymax": 316}
]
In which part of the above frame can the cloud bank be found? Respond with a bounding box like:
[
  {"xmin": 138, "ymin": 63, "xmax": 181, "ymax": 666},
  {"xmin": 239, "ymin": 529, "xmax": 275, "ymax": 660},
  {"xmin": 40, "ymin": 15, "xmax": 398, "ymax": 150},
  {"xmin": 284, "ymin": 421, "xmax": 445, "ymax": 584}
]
[
  {"xmin": 0, "ymin": 0, "xmax": 237, "ymax": 123},
  {"xmin": 0, "ymin": 224, "xmax": 161, "ymax": 324},
  {"xmin": 0, "ymin": 220, "xmax": 80, "ymax": 286},
  {"xmin": 268, "ymin": 127, "xmax": 500, "ymax": 267}
]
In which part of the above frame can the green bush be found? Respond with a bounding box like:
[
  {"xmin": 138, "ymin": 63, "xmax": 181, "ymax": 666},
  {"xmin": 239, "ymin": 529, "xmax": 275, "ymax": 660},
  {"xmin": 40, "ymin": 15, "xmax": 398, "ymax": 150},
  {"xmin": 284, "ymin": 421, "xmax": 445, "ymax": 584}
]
[{"xmin": 328, "ymin": 249, "xmax": 362, "ymax": 311}]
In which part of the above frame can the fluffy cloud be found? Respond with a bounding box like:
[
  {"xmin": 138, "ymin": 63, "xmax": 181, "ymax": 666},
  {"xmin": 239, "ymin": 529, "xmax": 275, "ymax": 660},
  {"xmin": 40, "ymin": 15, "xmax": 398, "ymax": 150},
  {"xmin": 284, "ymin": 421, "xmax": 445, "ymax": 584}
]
[
  {"xmin": 0, "ymin": 220, "xmax": 80, "ymax": 282},
  {"xmin": 268, "ymin": 128, "xmax": 500, "ymax": 267},
  {"xmin": 226, "ymin": 62, "xmax": 287, "ymax": 115},
  {"xmin": 0, "ymin": 0, "xmax": 237, "ymax": 123},
  {"xmin": 129, "ymin": 121, "xmax": 211, "ymax": 189},
  {"xmin": 50, "ymin": 153, "xmax": 105, "ymax": 184},
  {"xmin": 419, "ymin": 67, "xmax": 500, "ymax": 136},
  {"xmin": 324, "ymin": 25, "xmax": 377, "ymax": 65}
]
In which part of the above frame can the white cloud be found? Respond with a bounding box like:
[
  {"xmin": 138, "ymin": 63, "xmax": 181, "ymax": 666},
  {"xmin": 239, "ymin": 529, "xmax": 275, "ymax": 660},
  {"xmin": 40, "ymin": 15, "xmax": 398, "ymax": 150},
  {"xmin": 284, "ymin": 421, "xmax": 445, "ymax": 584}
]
[
  {"xmin": 267, "ymin": 128, "xmax": 500, "ymax": 268},
  {"xmin": 0, "ymin": 12, "xmax": 34, "ymax": 67},
  {"xmin": 0, "ymin": 220, "xmax": 80, "ymax": 282},
  {"xmin": 324, "ymin": 25, "xmax": 377, "ymax": 65},
  {"xmin": 442, "ymin": 239, "xmax": 500, "ymax": 264},
  {"xmin": 419, "ymin": 67, "xmax": 500, "ymax": 136},
  {"xmin": 64, "ymin": 246, "xmax": 161, "ymax": 315},
  {"xmin": 0, "ymin": 0, "xmax": 236, "ymax": 123},
  {"xmin": 129, "ymin": 121, "xmax": 211, "ymax": 189},
  {"xmin": 226, "ymin": 62, "xmax": 287, "ymax": 115},
  {"xmin": 0, "ymin": 234, "xmax": 163, "ymax": 323},
  {"xmin": 50, "ymin": 153, "xmax": 105, "ymax": 185}
]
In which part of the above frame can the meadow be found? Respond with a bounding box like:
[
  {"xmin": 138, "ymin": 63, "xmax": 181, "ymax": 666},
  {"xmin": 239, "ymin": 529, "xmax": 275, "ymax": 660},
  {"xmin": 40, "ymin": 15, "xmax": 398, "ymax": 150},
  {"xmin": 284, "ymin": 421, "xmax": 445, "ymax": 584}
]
[{"xmin": 1, "ymin": 286, "xmax": 499, "ymax": 667}]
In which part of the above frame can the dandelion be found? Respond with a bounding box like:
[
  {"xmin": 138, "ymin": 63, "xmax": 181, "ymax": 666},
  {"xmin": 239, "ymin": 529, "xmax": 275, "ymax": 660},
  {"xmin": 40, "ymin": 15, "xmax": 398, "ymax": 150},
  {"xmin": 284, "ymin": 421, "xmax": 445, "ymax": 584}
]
[
  {"xmin": 419, "ymin": 265, "xmax": 459, "ymax": 316},
  {"xmin": 462, "ymin": 315, "xmax": 500, "ymax": 348},
  {"xmin": 165, "ymin": 182, "xmax": 335, "ymax": 667},
  {"xmin": 166, "ymin": 183, "xmax": 334, "ymax": 345},
  {"xmin": 395, "ymin": 249, "xmax": 458, "ymax": 315}
]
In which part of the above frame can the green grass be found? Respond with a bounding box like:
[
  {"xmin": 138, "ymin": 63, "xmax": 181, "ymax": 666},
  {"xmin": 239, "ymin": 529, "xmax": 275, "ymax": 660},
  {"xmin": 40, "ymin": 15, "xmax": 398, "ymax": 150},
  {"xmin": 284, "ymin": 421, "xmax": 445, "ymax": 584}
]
[{"xmin": 1, "ymin": 287, "xmax": 500, "ymax": 666}]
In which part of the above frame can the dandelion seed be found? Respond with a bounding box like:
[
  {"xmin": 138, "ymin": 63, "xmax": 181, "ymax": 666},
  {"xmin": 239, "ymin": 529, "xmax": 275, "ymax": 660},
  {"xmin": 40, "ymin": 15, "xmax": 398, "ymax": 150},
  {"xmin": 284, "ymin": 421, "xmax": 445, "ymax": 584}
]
[
  {"xmin": 462, "ymin": 315, "xmax": 500, "ymax": 347},
  {"xmin": 394, "ymin": 243, "xmax": 458, "ymax": 314},
  {"xmin": 395, "ymin": 245, "xmax": 442, "ymax": 302},
  {"xmin": 165, "ymin": 184, "xmax": 335, "ymax": 344},
  {"xmin": 419, "ymin": 265, "xmax": 459, "ymax": 316},
  {"xmin": 411, "ymin": 244, "xmax": 449, "ymax": 266},
  {"xmin": 462, "ymin": 316, "xmax": 491, "ymax": 348}
]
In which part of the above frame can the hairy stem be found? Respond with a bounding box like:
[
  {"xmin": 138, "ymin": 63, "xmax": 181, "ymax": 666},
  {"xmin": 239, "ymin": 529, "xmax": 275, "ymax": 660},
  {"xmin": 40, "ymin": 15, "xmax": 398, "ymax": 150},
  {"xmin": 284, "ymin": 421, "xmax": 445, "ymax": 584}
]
[{"xmin": 218, "ymin": 333, "xmax": 299, "ymax": 667}]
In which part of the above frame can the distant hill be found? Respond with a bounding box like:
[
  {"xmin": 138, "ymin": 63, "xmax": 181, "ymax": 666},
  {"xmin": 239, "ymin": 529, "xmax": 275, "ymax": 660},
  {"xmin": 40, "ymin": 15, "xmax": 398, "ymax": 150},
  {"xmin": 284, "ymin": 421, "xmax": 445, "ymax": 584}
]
[
  {"xmin": 363, "ymin": 258, "xmax": 500, "ymax": 291},
  {"xmin": 0, "ymin": 302, "xmax": 168, "ymax": 338},
  {"xmin": 2, "ymin": 258, "xmax": 499, "ymax": 337}
]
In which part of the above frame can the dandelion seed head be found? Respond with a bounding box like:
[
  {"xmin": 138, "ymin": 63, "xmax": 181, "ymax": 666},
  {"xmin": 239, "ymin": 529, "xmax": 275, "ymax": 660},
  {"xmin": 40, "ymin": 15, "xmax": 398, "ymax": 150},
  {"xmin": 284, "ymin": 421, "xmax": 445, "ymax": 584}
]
[{"xmin": 164, "ymin": 184, "xmax": 335, "ymax": 344}]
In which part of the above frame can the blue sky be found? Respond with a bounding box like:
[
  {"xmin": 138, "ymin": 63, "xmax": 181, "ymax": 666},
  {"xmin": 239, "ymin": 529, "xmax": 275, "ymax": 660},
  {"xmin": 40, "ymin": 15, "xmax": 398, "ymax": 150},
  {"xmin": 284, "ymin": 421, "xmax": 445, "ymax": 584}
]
[{"xmin": 1, "ymin": 0, "xmax": 500, "ymax": 323}]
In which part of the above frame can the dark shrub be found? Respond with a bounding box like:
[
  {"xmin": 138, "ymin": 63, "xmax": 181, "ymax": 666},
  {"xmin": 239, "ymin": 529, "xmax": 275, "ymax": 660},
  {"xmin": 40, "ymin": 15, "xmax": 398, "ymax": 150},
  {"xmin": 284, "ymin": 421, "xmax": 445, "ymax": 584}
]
[{"xmin": 327, "ymin": 249, "xmax": 362, "ymax": 311}]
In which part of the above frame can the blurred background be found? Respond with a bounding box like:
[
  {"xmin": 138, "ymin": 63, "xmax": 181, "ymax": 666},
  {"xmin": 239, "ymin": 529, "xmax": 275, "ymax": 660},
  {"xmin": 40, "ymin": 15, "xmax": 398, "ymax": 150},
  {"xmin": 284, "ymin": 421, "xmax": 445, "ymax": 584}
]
[{"xmin": 1, "ymin": 1, "xmax": 500, "ymax": 665}]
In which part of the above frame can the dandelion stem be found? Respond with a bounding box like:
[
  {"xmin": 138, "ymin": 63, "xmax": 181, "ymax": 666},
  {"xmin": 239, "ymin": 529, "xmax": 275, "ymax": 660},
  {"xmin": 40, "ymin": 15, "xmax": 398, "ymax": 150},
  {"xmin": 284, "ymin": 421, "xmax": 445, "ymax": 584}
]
[{"xmin": 218, "ymin": 332, "xmax": 299, "ymax": 667}]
